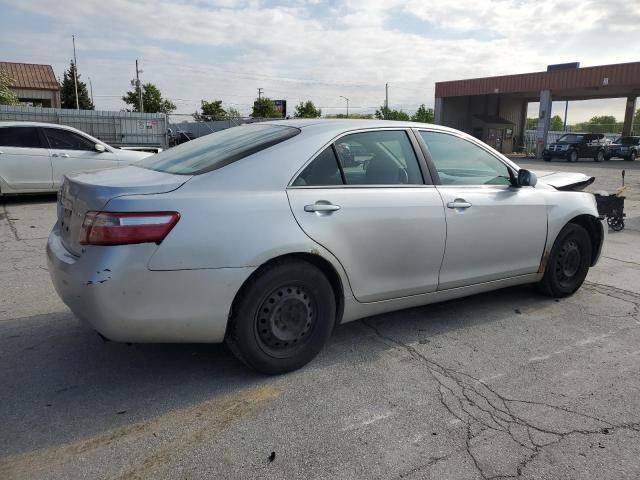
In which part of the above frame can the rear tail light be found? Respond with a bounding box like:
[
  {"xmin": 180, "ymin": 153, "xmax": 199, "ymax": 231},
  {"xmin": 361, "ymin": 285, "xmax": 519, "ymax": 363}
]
[{"xmin": 80, "ymin": 211, "xmax": 180, "ymax": 246}]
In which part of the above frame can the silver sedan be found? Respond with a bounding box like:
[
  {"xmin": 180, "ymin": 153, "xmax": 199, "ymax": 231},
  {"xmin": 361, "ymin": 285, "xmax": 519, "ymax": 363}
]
[{"xmin": 47, "ymin": 120, "xmax": 605, "ymax": 374}]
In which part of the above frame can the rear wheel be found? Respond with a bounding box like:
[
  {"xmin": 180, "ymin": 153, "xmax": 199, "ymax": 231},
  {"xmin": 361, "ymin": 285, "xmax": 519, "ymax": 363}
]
[
  {"xmin": 538, "ymin": 223, "xmax": 592, "ymax": 297},
  {"xmin": 626, "ymin": 151, "xmax": 637, "ymax": 162},
  {"xmin": 568, "ymin": 150, "xmax": 578, "ymax": 162},
  {"xmin": 226, "ymin": 259, "xmax": 336, "ymax": 374}
]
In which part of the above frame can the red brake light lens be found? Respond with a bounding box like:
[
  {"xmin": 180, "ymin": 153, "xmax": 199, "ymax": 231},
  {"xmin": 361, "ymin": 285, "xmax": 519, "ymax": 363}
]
[{"xmin": 80, "ymin": 211, "xmax": 180, "ymax": 246}]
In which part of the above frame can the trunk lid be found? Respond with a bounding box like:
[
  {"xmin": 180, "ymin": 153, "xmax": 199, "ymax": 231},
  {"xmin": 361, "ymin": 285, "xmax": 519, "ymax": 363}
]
[
  {"xmin": 532, "ymin": 170, "xmax": 595, "ymax": 191},
  {"xmin": 58, "ymin": 166, "xmax": 191, "ymax": 256}
]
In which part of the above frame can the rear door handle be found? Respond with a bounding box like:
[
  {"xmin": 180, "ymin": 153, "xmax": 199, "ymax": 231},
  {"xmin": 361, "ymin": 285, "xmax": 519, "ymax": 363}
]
[
  {"xmin": 52, "ymin": 153, "xmax": 70, "ymax": 158},
  {"xmin": 304, "ymin": 203, "xmax": 341, "ymax": 213},
  {"xmin": 447, "ymin": 199, "xmax": 472, "ymax": 209}
]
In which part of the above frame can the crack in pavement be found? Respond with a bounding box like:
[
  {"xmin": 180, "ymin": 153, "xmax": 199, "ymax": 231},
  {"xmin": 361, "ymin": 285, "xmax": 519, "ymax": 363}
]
[
  {"xmin": 361, "ymin": 314, "xmax": 640, "ymax": 479},
  {"xmin": 1, "ymin": 204, "xmax": 21, "ymax": 242}
]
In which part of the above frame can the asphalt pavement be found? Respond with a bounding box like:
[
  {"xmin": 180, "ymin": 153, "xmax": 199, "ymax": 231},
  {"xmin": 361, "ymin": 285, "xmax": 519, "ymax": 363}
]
[{"xmin": 1, "ymin": 158, "xmax": 639, "ymax": 479}]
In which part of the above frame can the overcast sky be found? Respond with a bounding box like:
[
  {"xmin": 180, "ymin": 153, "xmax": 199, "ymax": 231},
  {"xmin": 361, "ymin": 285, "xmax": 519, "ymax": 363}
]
[{"xmin": 1, "ymin": 0, "xmax": 638, "ymax": 122}]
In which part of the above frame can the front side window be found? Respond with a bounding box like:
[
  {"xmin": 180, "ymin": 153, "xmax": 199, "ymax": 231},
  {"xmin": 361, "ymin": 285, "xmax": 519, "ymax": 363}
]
[
  {"xmin": 44, "ymin": 128, "xmax": 96, "ymax": 150},
  {"xmin": 0, "ymin": 127, "xmax": 45, "ymax": 148},
  {"xmin": 140, "ymin": 124, "xmax": 300, "ymax": 175},
  {"xmin": 420, "ymin": 131, "xmax": 512, "ymax": 186}
]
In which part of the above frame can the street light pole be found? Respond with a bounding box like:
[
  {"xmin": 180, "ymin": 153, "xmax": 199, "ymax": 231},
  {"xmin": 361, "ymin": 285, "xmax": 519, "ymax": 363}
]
[
  {"xmin": 72, "ymin": 35, "xmax": 79, "ymax": 110},
  {"xmin": 339, "ymin": 96, "xmax": 349, "ymax": 117}
]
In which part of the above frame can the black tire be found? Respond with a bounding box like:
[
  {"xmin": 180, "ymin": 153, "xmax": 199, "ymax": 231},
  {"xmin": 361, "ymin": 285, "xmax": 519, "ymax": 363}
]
[
  {"xmin": 225, "ymin": 259, "xmax": 336, "ymax": 375},
  {"xmin": 604, "ymin": 155, "xmax": 612, "ymax": 161},
  {"xmin": 538, "ymin": 223, "xmax": 592, "ymax": 297},
  {"xmin": 568, "ymin": 150, "xmax": 578, "ymax": 162},
  {"xmin": 609, "ymin": 218, "xmax": 625, "ymax": 231},
  {"xmin": 626, "ymin": 151, "xmax": 637, "ymax": 162},
  {"xmin": 543, "ymin": 155, "xmax": 551, "ymax": 162},
  {"xmin": 594, "ymin": 150, "xmax": 604, "ymax": 162}
]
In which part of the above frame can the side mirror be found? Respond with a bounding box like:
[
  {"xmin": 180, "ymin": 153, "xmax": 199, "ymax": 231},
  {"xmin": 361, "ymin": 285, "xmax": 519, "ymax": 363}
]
[
  {"xmin": 94, "ymin": 144, "xmax": 106, "ymax": 153},
  {"xmin": 517, "ymin": 169, "xmax": 537, "ymax": 187}
]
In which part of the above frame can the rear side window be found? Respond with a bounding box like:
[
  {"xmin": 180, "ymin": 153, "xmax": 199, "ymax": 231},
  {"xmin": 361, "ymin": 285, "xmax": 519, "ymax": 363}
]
[
  {"xmin": 140, "ymin": 124, "xmax": 300, "ymax": 175},
  {"xmin": 0, "ymin": 127, "xmax": 45, "ymax": 148},
  {"xmin": 293, "ymin": 130, "xmax": 424, "ymax": 187},
  {"xmin": 293, "ymin": 147, "xmax": 343, "ymax": 186}
]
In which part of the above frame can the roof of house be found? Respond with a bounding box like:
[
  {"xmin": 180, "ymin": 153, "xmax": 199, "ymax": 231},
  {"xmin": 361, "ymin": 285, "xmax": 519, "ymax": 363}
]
[{"xmin": 0, "ymin": 62, "xmax": 60, "ymax": 91}]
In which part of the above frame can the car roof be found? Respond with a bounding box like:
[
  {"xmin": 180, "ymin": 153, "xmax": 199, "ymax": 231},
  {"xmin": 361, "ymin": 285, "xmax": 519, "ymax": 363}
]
[{"xmin": 258, "ymin": 118, "xmax": 460, "ymax": 136}]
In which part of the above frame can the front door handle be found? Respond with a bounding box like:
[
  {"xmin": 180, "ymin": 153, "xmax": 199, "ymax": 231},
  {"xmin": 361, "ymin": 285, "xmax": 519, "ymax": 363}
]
[
  {"xmin": 304, "ymin": 203, "xmax": 341, "ymax": 213},
  {"xmin": 52, "ymin": 153, "xmax": 70, "ymax": 158},
  {"xmin": 447, "ymin": 199, "xmax": 472, "ymax": 209}
]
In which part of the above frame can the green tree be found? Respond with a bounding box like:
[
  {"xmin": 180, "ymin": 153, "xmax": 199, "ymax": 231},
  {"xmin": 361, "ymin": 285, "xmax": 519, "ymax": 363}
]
[
  {"xmin": 411, "ymin": 104, "xmax": 434, "ymax": 123},
  {"xmin": 251, "ymin": 97, "xmax": 281, "ymax": 118},
  {"xmin": 588, "ymin": 115, "xmax": 617, "ymax": 126},
  {"xmin": 333, "ymin": 113, "xmax": 373, "ymax": 119},
  {"xmin": 634, "ymin": 109, "xmax": 640, "ymax": 127},
  {"xmin": 526, "ymin": 118, "xmax": 537, "ymax": 130},
  {"xmin": 226, "ymin": 107, "xmax": 242, "ymax": 120},
  {"xmin": 294, "ymin": 100, "xmax": 321, "ymax": 118},
  {"xmin": 193, "ymin": 99, "xmax": 226, "ymax": 121},
  {"xmin": 574, "ymin": 115, "xmax": 622, "ymax": 134},
  {"xmin": 550, "ymin": 115, "xmax": 564, "ymax": 131},
  {"xmin": 123, "ymin": 83, "xmax": 176, "ymax": 114},
  {"xmin": 374, "ymin": 106, "xmax": 410, "ymax": 121},
  {"xmin": 0, "ymin": 71, "xmax": 19, "ymax": 105},
  {"xmin": 60, "ymin": 61, "xmax": 94, "ymax": 110}
]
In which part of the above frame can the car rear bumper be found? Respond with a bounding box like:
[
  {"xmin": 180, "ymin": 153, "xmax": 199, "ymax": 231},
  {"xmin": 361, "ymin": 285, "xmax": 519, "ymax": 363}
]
[{"xmin": 46, "ymin": 225, "xmax": 254, "ymax": 343}]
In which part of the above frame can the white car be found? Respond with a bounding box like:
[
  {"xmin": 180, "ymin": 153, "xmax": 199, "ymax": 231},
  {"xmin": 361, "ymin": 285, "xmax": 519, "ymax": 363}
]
[{"xmin": 0, "ymin": 122, "xmax": 153, "ymax": 195}]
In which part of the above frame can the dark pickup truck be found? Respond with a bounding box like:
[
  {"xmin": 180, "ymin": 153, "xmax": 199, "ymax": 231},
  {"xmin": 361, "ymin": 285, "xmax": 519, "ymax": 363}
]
[
  {"xmin": 604, "ymin": 136, "xmax": 640, "ymax": 161},
  {"xmin": 543, "ymin": 133, "xmax": 609, "ymax": 162}
]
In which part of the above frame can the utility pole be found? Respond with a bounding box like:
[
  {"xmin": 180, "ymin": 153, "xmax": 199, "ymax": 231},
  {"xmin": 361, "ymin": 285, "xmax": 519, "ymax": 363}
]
[
  {"xmin": 72, "ymin": 35, "xmax": 79, "ymax": 110},
  {"xmin": 385, "ymin": 82, "xmax": 389, "ymax": 110},
  {"xmin": 135, "ymin": 59, "xmax": 144, "ymax": 113},
  {"xmin": 258, "ymin": 88, "xmax": 264, "ymax": 99},
  {"xmin": 88, "ymin": 77, "xmax": 94, "ymax": 106},
  {"xmin": 340, "ymin": 96, "xmax": 350, "ymax": 117}
]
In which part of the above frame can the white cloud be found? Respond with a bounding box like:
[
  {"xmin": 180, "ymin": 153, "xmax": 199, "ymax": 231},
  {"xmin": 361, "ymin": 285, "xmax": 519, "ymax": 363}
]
[{"xmin": 0, "ymin": 0, "xmax": 638, "ymax": 121}]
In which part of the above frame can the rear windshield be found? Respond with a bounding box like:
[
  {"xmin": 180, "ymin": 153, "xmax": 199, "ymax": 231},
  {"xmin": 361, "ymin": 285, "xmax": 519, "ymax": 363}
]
[{"xmin": 139, "ymin": 124, "xmax": 300, "ymax": 175}]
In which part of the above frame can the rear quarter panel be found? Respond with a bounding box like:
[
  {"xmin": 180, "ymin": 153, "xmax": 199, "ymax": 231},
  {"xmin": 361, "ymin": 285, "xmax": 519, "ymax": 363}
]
[{"xmin": 103, "ymin": 171, "xmax": 352, "ymax": 295}]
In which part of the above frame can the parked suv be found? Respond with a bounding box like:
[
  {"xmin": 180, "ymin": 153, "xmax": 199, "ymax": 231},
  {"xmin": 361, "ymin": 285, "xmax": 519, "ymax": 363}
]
[
  {"xmin": 604, "ymin": 136, "xmax": 640, "ymax": 161},
  {"xmin": 0, "ymin": 122, "xmax": 152, "ymax": 195},
  {"xmin": 543, "ymin": 133, "xmax": 608, "ymax": 162}
]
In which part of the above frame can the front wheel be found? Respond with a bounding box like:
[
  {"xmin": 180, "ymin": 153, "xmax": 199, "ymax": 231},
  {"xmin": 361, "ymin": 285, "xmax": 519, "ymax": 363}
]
[
  {"xmin": 226, "ymin": 259, "xmax": 336, "ymax": 374},
  {"xmin": 543, "ymin": 155, "xmax": 551, "ymax": 162},
  {"xmin": 538, "ymin": 223, "xmax": 592, "ymax": 298},
  {"xmin": 594, "ymin": 150, "xmax": 605, "ymax": 162},
  {"xmin": 626, "ymin": 151, "xmax": 637, "ymax": 162},
  {"xmin": 568, "ymin": 150, "xmax": 578, "ymax": 162}
]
